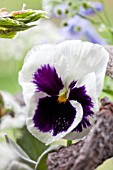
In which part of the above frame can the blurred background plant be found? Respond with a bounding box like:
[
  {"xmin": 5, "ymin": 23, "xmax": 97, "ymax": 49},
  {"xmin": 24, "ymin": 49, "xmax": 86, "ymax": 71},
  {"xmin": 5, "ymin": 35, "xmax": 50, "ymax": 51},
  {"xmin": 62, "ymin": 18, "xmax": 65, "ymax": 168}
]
[{"xmin": 0, "ymin": 0, "xmax": 113, "ymax": 170}]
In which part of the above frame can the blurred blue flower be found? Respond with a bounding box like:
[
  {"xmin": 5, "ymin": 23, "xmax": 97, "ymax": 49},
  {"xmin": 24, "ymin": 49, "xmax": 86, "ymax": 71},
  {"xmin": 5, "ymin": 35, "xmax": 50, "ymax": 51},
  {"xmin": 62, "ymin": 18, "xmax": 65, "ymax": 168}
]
[
  {"xmin": 52, "ymin": 3, "xmax": 68, "ymax": 18},
  {"xmin": 53, "ymin": 2, "xmax": 103, "ymax": 17},
  {"xmin": 60, "ymin": 16, "xmax": 107, "ymax": 44},
  {"xmin": 52, "ymin": 2, "xmax": 106, "ymax": 44},
  {"xmin": 79, "ymin": 2, "xmax": 103, "ymax": 15}
]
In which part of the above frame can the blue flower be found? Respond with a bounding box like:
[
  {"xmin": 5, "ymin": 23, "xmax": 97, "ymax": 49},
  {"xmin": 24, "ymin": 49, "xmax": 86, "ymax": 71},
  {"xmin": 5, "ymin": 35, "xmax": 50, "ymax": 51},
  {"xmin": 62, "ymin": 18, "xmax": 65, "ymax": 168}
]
[
  {"xmin": 51, "ymin": 1, "xmax": 106, "ymax": 44},
  {"xmin": 52, "ymin": 2, "xmax": 103, "ymax": 17},
  {"xmin": 19, "ymin": 40, "xmax": 109, "ymax": 145},
  {"xmin": 79, "ymin": 2, "xmax": 103, "ymax": 15},
  {"xmin": 60, "ymin": 16, "xmax": 107, "ymax": 44},
  {"xmin": 52, "ymin": 3, "xmax": 68, "ymax": 18}
]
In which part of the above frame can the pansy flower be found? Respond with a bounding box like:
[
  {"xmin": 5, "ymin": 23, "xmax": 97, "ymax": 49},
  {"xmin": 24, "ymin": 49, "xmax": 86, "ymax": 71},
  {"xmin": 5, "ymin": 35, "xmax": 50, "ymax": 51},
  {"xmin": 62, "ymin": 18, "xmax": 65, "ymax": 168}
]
[{"xmin": 19, "ymin": 40, "xmax": 109, "ymax": 145}]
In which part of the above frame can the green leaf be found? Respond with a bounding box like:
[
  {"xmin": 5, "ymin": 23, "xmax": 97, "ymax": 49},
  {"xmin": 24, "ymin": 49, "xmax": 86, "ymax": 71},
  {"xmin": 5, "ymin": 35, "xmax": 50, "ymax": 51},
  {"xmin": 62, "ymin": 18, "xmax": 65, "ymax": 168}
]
[
  {"xmin": 0, "ymin": 17, "xmax": 24, "ymax": 28},
  {"xmin": 0, "ymin": 8, "xmax": 48, "ymax": 38},
  {"xmin": 0, "ymin": 28, "xmax": 17, "ymax": 38},
  {"xmin": 35, "ymin": 145, "xmax": 63, "ymax": 170},
  {"xmin": 103, "ymin": 76, "xmax": 113, "ymax": 90},
  {"xmin": 100, "ymin": 76, "xmax": 113, "ymax": 101},
  {"xmin": 0, "ymin": 23, "xmax": 35, "ymax": 38},
  {"xmin": 17, "ymin": 127, "xmax": 49, "ymax": 170},
  {"xmin": 17, "ymin": 128, "xmax": 64, "ymax": 170},
  {"xmin": 103, "ymin": 89, "xmax": 113, "ymax": 96},
  {"xmin": 11, "ymin": 10, "xmax": 35, "ymax": 19},
  {"xmin": 17, "ymin": 127, "xmax": 48, "ymax": 161},
  {"xmin": 11, "ymin": 10, "xmax": 47, "ymax": 24},
  {"xmin": 5, "ymin": 134, "xmax": 36, "ymax": 165}
]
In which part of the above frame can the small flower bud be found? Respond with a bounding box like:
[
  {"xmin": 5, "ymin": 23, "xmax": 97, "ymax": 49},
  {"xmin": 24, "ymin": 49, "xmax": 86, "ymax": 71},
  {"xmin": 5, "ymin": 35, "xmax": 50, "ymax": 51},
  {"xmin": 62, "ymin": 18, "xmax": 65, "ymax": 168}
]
[
  {"xmin": 68, "ymin": 2, "xmax": 72, "ymax": 6},
  {"xmin": 65, "ymin": 9, "xmax": 69, "ymax": 14},
  {"xmin": 56, "ymin": 9, "xmax": 62, "ymax": 15},
  {"xmin": 63, "ymin": 21, "xmax": 68, "ymax": 27},
  {"xmin": 74, "ymin": 26, "xmax": 81, "ymax": 32},
  {"xmin": 83, "ymin": 2, "xmax": 90, "ymax": 9}
]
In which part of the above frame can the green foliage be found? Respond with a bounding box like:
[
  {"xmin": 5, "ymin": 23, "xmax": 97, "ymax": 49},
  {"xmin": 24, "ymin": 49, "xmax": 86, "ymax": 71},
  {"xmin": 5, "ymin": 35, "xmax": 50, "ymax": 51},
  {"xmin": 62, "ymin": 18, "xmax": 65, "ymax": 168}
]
[
  {"xmin": 100, "ymin": 76, "xmax": 113, "ymax": 101},
  {"xmin": 0, "ymin": 93, "xmax": 4, "ymax": 108},
  {"xmin": 0, "ymin": 8, "xmax": 47, "ymax": 38},
  {"xmin": 17, "ymin": 126, "xmax": 48, "ymax": 170}
]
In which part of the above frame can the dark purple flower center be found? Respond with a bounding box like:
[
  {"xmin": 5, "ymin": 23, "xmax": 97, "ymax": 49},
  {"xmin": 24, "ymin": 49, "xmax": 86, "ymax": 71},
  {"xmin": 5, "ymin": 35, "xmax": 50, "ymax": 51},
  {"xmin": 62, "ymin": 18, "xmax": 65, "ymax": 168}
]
[
  {"xmin": 32, "ymin": 64, "xmax": 94, "ymax": 136},
  {"xmin": 33, "ymin": 96, "xmax": 76, "ymax": 136},
  {"xmin": 33, "ymin": 64, "xmax": 64, "ymax": 96},
  {"xmin": 69, "ymin": 85, "xmax": 94, "ymax": 132}
]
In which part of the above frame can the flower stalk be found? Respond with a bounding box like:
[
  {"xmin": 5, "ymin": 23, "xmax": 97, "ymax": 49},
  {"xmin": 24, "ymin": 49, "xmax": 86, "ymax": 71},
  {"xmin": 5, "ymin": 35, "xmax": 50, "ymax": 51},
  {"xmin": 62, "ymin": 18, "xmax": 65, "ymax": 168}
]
[{"xmin": 67, "ymin": 140, "xmax": 72, "ymax": 146}]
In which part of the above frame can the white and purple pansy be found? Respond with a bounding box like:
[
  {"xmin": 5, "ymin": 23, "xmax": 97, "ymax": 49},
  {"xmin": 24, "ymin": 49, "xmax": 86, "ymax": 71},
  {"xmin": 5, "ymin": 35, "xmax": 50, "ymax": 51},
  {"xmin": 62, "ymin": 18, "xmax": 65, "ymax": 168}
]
[{"xmin": 19, "ymin": 40, "xmax": 109, "ymax": 145}]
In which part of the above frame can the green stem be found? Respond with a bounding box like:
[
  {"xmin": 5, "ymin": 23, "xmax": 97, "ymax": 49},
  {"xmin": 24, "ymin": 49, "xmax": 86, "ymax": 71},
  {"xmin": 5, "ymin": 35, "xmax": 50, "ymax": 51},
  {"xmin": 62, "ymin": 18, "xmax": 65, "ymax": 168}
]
[
  {"xmin": 89, "ymin": 5, "xmax": 107, "ymax": 26},
  {"xmin": 77, "ymin": 13, "xmax": 100, "ymax": 25},
  {"xmin": 99, "ymin": 0, "xmax": 111, "ymax": 26},
  {"xmin": 99, "ymin": 0, "xmax": 113, "ymax": 44},
  {"xmin": 103, "ymin": 89, "xmax": 113, "ymax": 96},
  {"xmin": 87, "ymin": 2, "xmax": 113, "ymax": 44},
  {"xmin": 67, "ymin": 140, "xmax": 72, "ymax": 146},
  {"xmin": 110, "ymin": 30, "xmax": 113, "ymax": 44}
]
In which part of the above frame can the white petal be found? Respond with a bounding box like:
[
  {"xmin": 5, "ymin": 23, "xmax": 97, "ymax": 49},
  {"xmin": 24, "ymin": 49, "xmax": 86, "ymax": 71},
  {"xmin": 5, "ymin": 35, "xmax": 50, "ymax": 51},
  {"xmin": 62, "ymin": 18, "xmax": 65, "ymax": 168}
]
[
  {"xmin": 18, "ymin": 82, "xmax": 36, "ymax": 107},
  {"xmin": 26, "ymin": 102, "xmax": 83, "ymax": 145},
  {"xmin": 76, "ymin": 72, "xmax": 99, "ymax": 112},
  {"xmin": 7, "ymin": 161, "xmax": 34, "ymax": 170},
  {"xmin": 65, "ymin": 73, "xmax": 98, "ymax": 140},
  {"xmin": 19, "ymin": 44, "xmax": 69, "ymax": 105},
  {"xmin": 64, "ymin": 126, "xmax": 91, "ymax": 140},
  {"xmin": 65, "ymin": 116, "xmax": 95, "ymax": 140},
  {"xmin": 56, "ymin": 40, "xmax": 109, "ymax": 95},
  {"xmin": 19, "ymin": 44, "xmax": 55, "ymax": 87},
  {"xmin": 19, "ymin": 44, "xmax": 68, "ymax": 84}
]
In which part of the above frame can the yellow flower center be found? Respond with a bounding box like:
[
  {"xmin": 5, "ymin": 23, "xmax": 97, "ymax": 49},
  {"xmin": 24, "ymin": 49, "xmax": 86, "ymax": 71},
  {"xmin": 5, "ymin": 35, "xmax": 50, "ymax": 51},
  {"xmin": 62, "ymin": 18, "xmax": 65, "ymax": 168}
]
[{"xmin": 57, "ymin": 91, "xmax": 67, "ymax": 104}]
